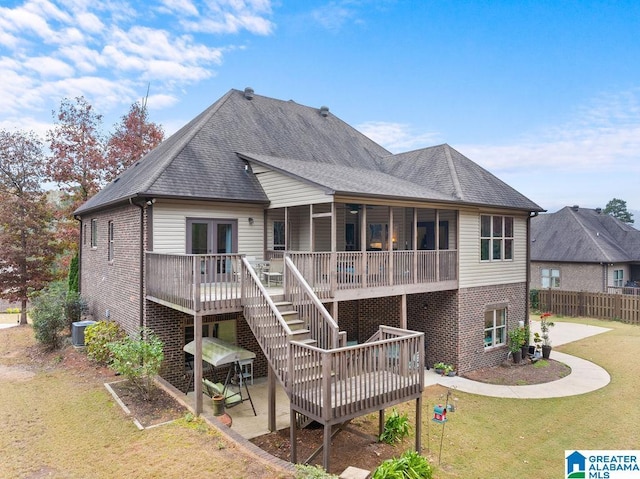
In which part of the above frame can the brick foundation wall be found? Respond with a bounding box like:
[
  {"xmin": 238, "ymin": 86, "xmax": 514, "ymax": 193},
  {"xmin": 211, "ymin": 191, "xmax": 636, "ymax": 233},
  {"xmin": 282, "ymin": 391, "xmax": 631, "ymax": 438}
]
[
  {"xmin": 79, "ymin": 204, "xmax": 145, "ymax": 336},
  {"xmin": 335, "ymin": 297, "xmax": 401, "ymax": 343},
  {"xmin": 407, "ymin": 291, "xmax": 459, "ymax": 371},
  {"xmin": 457, "ymin": 282, "xmax": 527, "ymax": 373}
]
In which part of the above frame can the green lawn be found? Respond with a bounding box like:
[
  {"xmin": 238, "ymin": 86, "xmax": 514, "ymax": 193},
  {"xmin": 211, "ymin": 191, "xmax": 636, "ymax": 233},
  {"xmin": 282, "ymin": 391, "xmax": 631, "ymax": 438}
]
[
  {"xmin": 1, "ymin": 316, "xmax": 638, "ymax": 478},
  {"xmin": 396, "ymin": 315, "xmax": 640, "ymax": 478}
]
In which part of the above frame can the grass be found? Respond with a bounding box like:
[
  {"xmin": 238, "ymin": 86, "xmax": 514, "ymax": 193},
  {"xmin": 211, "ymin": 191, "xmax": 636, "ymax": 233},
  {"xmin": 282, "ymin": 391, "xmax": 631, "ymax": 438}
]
[
  {"xmin": 1, "ymin": 316, "xmax": 639, "ymax": 478},
  {"xmin": 0, "ymin": 326, "xmax": 292, "ymax": 479},
  {"xmin": 390, "ymin": 315, "xmax": 640, "ymax": 478}
]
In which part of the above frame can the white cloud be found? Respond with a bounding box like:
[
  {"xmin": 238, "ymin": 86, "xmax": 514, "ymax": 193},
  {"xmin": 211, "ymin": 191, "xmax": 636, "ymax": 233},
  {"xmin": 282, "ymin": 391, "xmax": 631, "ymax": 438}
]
[
  {"xmin": 24, "ymin": 56, "xmax": 75, "ymax": 77},
  {"xmin": 358, "ymin": 121, "xmax": 443, "ymax": 153},
  {"xmin": 458, "ymin": 89, "xmax": 640, "ymax": 176},
  {"xmin": 0, "ymin": 0, "xmax": 274, "ymax": 130}
]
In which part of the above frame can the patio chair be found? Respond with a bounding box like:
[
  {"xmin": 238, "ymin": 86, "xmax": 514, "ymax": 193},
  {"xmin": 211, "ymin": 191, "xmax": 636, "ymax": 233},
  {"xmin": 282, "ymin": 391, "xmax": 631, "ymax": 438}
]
[{"xmin": 262, "ymin": 258, "xmax": 283, "ymax": 286}]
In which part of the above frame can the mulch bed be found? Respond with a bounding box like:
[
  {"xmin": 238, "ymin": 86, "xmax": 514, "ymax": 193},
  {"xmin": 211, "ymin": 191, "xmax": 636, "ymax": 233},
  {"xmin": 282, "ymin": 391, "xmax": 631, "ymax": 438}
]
[
  {"xmin": 462, "ymin": 358, "xmax": 571, "ymax": 385},
  {"xmin": 108, "ymin": 380, "xmax": 187, "ymax": 428}
]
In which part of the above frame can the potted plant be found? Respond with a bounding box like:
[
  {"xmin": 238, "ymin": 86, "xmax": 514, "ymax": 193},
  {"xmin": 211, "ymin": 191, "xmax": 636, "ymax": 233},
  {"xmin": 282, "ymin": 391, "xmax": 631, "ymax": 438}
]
[
  {"xmin": 443, "ymin": 364, "xmax": 456, "ymax": 376},
  {"xmin": 433, "ymin": 362, "xmax": 446, "ymax": 374},
  {"xmin": 521, "ymin": 324, "xmax": 530, "ymax": 359},
  {"xmin": 508, "ymin": 328, "xmax": 524, "ymax": 363},
  {"xmin": 533, "ymin": 332, "xmax": 543, "ymax": 359},
  {"xmin": 540, "ymin": 312, "xmax": 555, "ymax": 359}
]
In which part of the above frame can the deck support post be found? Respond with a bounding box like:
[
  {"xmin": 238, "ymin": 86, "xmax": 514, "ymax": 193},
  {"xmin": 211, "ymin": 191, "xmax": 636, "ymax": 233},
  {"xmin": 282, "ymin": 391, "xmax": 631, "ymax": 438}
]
[
  {"xmin": 322, "ymin": 422, "xmax": 331, "ymax": 472},
  {"xmin": 194, "ymin": 313, "xmax": 203, "ymax": 414},
  {"xmin": 268, "ymin": 365, "xmax": 276, "ymax": 432},
  {"xmin": 415, "ymin": 396, "xmax": 422, "ymax": 453},
  {"xmin": 290, "ymin": 409, "xmax": 297, "ymax": 464}
]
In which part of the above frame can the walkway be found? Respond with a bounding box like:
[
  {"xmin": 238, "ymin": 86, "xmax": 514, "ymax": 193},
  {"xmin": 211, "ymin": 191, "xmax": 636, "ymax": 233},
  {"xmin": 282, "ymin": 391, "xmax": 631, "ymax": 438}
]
[{"xmin": 426, "ymin": 320, "xmax": 612, "ymax": 398}]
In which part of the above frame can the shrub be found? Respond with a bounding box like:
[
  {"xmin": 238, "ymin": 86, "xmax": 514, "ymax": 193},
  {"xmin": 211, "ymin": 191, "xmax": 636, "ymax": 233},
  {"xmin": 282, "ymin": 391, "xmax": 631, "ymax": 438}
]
[
  {"xmin": 294, "ymin": 464, "xmax": 339, "ymax": 479},
  {"xmin": 530, "ymin": 289, "xmax": 540, "ymax": 311},
  {"xmin": 380, "ymin": 408, "xmax": 411, "ymax": 445},
  {"xmin": 108, "ymin": 328, "xmax": 164, "ymax": 401},
  {"xmin": 372, "ymin": 450, "xmax": 433, "ymax": 479},
  {"xmin": 67, "ymin": 252, "xmax": 79, "ymax": 293},
  {"xmin": 84, "ymin": 320, "xmax": 125, "ymax": 365},
  {"xmin": 30, "ymin": 281, "xmax": 67, "ymax": 350},
  {"xmin": 64, "ymin": 291, "xmax": 88, "ymax": 330}
]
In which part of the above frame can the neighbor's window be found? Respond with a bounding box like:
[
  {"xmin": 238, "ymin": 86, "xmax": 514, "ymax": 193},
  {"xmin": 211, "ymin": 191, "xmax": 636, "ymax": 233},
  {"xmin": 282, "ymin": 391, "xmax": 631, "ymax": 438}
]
[
  {"xmin": 273, "ymin": 221, "xmax": 285, "ymax": 250},
  {"xmin": 614, "ymin": 269, "xmax": 624, "ymax": 287},
  {"xmin": 484, "ymin": 308, "xmax": 506, "ymax": 348},
  {"xmin": 541, "ymin": 268, "xmax": 560, "ymax": 288},
  {"xmin": 107, "ymin": 221, "xmax": 114, "ymax": 262},
  {"xmin": 480, "ymin": 215, "xmax": 514, "ymax": 261},
  {"xmin": 90, "ymin": 219, "xmax": 98, "ymax": 248}
]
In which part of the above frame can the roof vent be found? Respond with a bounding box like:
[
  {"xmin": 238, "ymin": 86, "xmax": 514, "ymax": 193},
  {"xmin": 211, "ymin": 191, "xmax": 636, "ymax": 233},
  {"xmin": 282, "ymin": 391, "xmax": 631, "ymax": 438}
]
[
  {"xmin": 244, "ymin": 87, "xmax": 254, "ymax": 100},
  {"xmin": 595, "ymin": 207, "xmax": 602, "ymax": 214},
  {"xmin": 571, "ymin": 205, "xmax": 579, "ymax": 211},
  {"xmin": 319, "ymin": 106, "xmax": 329, "ymax": 117}
]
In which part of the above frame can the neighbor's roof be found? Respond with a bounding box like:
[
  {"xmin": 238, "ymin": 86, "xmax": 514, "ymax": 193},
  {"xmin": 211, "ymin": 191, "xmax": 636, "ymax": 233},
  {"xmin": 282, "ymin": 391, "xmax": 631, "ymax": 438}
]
[
  {"xmin": 530, "ymin": 206, "xmax": 640, "ymax": 263},
  {"xmin": 76, "ymin": 88, "xmax": 543, "ymax": 215}
]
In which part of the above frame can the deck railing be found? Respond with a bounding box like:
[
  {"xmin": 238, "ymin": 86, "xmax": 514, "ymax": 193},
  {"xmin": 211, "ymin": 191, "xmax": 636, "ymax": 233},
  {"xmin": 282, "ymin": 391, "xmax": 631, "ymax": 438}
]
[
  {"xmin": 283, "ymin": 257, "xmax": 341, "ymax": 350},
  {"xmin": 146, "ymin": 250, "xmax": 457, "ymax": 313},
  {"xmin": 288, "ymin": 250, "xmax": 457, "ymax": 295},
  {"xmin": 288, "ymin": 326, "xmax": 424, "ymax": 425},
  {"xmin": 146, "ymin": 253, "xmax": 244, "ymax": 314}
]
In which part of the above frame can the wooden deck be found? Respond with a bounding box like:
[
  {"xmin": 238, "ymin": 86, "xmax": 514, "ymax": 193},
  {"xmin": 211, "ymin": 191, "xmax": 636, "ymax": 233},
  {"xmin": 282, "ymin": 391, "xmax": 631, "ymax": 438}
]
[{"xmin": 146, "ymin": 250, "xmax": 457, "ymax": 314}]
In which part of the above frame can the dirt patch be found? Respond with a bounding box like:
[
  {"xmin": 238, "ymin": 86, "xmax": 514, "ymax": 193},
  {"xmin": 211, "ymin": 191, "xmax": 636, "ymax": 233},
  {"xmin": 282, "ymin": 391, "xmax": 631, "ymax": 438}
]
[
  {"xmin": 250, "ymin": 418, "xmax": 411, "ymax": 475},
  {"xmin": 108, "ymin": 380, "xmax": 187, "ymax": 428},
  {"xmin": 462, "ymin": 358, "xmax": 571, "ymax": 385},
  {"xmin": 0, "ymin": 364, "xmax": 35, "ymax": 381}
]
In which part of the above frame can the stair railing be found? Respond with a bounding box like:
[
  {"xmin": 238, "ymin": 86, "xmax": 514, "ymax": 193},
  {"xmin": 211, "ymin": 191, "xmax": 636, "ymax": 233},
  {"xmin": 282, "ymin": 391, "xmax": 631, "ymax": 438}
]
[
  {"xmin": 240, "ymin": 257, "xmax": 294, "ymax": 387},
  {"xmin": 284, "ymin": 256, "xmax": 341, "ymax": 350}
]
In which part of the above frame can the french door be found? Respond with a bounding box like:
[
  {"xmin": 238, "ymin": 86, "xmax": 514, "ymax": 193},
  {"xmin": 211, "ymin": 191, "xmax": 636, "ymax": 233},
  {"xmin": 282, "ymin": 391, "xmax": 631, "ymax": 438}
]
[{"xmin": 187, "ymin": 219, "xmax": 237, "ymax": 280}]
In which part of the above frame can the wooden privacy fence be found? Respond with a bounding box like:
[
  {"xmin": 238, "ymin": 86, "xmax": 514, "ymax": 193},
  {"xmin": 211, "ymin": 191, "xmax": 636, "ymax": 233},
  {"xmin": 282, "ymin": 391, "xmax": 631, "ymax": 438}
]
[{"xmin": 537, "ymin": 289, "xmax": 640, "ymax": 325}]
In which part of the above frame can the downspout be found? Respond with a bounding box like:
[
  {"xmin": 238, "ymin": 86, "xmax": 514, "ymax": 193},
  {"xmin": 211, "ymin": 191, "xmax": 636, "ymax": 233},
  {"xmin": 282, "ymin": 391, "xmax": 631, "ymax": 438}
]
[
  {"xmin": 130, "ymin": 198, "xmax": 147, "ymax": 329},
  {"xmin": 526, "ymin": 212, "xmax": 539, "ymax": 329}
]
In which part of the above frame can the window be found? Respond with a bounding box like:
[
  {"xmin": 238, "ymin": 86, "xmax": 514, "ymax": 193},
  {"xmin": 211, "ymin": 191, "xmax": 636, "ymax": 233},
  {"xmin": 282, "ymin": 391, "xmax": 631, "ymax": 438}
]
[
  {"xmin": 107, "ymin": 221, "xmax": 114, "ymax": 262},
  {"xmin": 90, "ymin": 219, "xmax": 98, "ymax": 248},
  {"xmin": 614, "ymin": 269, "xmax": 624, "ymax": 287},
  {"xmin": 541, "ymin": 268, "xmax": 560, "ymax": 288},
  {"xmin": 273, "ymin": 221, "xmax": 285, "ymax": 250},
  {"xmin": 484, "ymin": 308, "xmax": 506, "ymax": 348},
  {"xmin": 480, "ymin": 215, "xmax": 513, "ymax": 261}
]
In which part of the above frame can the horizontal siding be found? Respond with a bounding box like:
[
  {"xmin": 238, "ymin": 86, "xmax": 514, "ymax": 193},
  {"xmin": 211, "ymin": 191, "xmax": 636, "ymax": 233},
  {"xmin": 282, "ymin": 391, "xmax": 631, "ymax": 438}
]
[
  {"xmin": 254, "ymin": 168, "xmax": 331, "ymax": 208},
  {"xmin": 152, "ymin": 200, "xmax": 265, "ymax": 257},
  {"xmin": 458, "ymin": 210, "xmax": 528, "ymax": 288}
]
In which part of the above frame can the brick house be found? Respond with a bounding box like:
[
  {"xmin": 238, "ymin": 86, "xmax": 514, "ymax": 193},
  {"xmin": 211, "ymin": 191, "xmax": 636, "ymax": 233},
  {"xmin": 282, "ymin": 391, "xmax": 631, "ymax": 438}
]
[
  {"xmin": 530, "ymin": 205, "xmax": 640, "ymax": 293},
  {"xmin": 75, "ymin": 88, "xmax": 542, "ymax": 466}
]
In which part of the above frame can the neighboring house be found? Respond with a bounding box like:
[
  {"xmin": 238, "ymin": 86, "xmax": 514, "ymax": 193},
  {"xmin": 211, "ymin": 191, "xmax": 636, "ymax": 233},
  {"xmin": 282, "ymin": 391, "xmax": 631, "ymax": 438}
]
[
  {"xmin": 75, "ymin": 88, "xmax": 542, "ymax": 465},
  {"xmin": 530, "ymin": 205, "xmax": 640, "ymax": 293}
]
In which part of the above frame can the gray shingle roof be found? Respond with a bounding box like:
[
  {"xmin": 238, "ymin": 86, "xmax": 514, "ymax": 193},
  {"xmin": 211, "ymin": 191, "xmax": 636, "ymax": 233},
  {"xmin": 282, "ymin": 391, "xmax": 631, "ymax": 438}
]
[
  {"xmin": 530, "ymin": 206, "xmax": 640, "ymax": 262},
  {"xmin": 76, "ymin": 88, "xmax": 543, "ymax": 215}
]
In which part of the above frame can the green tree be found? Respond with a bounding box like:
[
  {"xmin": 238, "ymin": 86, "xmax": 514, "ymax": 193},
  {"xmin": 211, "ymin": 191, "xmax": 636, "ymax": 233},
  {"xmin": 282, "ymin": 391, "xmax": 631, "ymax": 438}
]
[
  {"xmin": 603, "ymin": 198, "xmax": 634, "ymax": 224},
  {"xmin": 0, "ymin": 130, "xmax": 61, "ymax": 324}
]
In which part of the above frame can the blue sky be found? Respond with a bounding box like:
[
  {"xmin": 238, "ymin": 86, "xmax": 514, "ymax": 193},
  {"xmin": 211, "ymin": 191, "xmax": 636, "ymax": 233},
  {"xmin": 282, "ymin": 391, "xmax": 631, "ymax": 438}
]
[{"xmin": 2, "ymin": 0, "xmax": 640, "ymax": 214}]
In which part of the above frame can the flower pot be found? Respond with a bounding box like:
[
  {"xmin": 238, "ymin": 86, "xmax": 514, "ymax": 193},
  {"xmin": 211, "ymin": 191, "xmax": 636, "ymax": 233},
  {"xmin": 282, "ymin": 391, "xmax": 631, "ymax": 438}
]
[
  {"xmin": 521, "ymin": 345, "xmax": 529, "ymax": 360},
  {"xmin": 434, "ymin": 368, "xmax": 444, "ymax": 375},
  {"xmin": 541, "ymin": 345, "xmax": 552, "ymax": 359},
  {"xmin": 447, "ymin": 371, "xmax": 456, "ymax": 377},
  {"xmin": 512, "ymin": 349, "xmax": 522, "ymax": 364},
  {"xmin": 212, "ymin": 394, "xmax": 225, "ymax": 416}
]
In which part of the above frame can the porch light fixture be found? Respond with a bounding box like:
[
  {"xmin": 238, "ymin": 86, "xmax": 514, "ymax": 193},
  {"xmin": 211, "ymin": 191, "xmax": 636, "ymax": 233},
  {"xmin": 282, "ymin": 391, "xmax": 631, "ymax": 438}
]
[
  {"xmin": 348, "ymin": 204, "xmax": 359, "ymax": 214},
  {"xmin": 248, "ymin": 217, "xmax": 254, "ymax": 225}
]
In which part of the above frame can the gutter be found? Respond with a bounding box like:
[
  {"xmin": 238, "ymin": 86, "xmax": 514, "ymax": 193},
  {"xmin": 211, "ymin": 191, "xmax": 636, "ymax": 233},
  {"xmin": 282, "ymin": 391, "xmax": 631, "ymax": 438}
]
[{"xmin": 74, "ymin": 215, "xmax": 82, "ymax": 294}]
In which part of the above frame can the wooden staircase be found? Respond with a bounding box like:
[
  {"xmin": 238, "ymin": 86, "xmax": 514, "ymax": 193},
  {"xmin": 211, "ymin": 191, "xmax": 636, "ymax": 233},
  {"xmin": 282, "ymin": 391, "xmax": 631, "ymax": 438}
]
[{"xmin": 240, "ymin": 256, "xmax": 425, "ymax": 471}]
